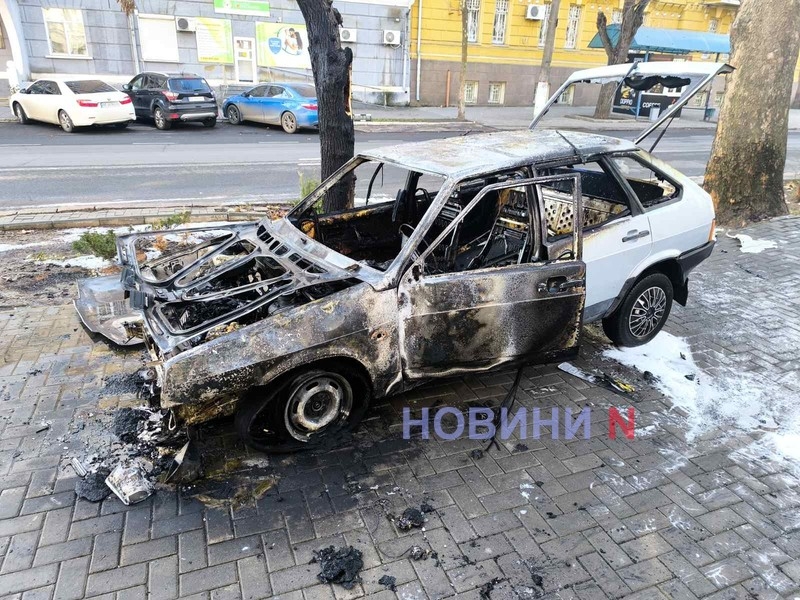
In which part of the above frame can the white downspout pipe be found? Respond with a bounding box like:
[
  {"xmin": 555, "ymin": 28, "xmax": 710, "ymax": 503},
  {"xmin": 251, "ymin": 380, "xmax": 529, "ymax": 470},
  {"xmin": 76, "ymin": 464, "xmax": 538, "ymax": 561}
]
[{"xmin": 415, "ymin": 0, "xmax": 422, "ymax": 102}]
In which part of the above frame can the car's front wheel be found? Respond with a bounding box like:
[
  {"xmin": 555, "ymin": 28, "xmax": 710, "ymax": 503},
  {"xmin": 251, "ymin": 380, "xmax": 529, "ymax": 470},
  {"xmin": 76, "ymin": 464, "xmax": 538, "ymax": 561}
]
[
  {"xmin": 281, "ymin": 111, "xmax": 298, "ymax": 134},
  {"xmin": 602, "ymin": 273, "xmax": 674, "ymax": 347},
  {"xmin": 235, "ymin": 364, "xmax": 370, "ymax": 453},
  {"xmin": 226, "ymin": 105, "xmax": 241, "ymax": 125},
  {"xmin": 153, "ymin": 106, "xmax": 172, "ymax": 130},
  {"xmin": 58, "ymin": 110, "xmax": 75, "ymax": 133},
  {"xmin": 13, "ymin": 103, "xmax": 30, "ymax": 124}
]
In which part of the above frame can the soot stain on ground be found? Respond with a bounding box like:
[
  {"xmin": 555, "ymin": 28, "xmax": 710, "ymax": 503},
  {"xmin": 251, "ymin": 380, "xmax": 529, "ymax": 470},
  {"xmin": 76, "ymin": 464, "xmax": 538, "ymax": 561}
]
[{"xmin": 75, "ymin": 469, "xmax": 111, "ymax": 502}]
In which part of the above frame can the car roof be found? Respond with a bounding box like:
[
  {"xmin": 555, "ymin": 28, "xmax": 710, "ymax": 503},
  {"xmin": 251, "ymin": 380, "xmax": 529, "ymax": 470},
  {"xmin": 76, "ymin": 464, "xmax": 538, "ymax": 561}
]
[
  {"xmin": 361, "ymin": 129, "xmax": 638, "ymax": 179},
  {"xmin": 142, "ymin": 72, "xmax": 201, "ymax": 78}
]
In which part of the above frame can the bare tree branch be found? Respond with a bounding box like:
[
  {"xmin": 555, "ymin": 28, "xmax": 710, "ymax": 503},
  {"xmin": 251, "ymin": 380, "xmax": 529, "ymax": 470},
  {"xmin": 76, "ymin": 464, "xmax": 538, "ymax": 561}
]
[
  {"xmin": 596, "ymin": 11, "xmax": 613, "ymax": 59},
  {"xmin": 116, "ymin": 0, "xmax": 136, "ymax": 16}
]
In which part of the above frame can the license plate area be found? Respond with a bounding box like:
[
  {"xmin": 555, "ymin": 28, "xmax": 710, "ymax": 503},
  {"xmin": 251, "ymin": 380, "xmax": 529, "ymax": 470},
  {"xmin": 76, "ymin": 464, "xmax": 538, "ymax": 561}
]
[{"xmin": 189, "ymin": 96, "xmax": 206, "ymax": 102}]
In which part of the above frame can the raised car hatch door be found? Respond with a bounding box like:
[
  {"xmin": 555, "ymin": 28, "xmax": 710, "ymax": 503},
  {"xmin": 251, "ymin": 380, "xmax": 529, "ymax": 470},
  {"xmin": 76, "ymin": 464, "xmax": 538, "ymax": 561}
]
[{"xmin": 529, "ymin": 62, "xmax": 734, "ymax": 146}]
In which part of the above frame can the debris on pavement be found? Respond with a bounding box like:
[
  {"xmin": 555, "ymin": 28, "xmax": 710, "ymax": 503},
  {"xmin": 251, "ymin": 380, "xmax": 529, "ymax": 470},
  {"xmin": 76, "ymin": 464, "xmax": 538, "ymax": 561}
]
[
  {"xmin": 75, "ymin": 469, "xmax": 112, "ymax": 502},
  {"xmin": 479, "ymin": 577, "xmax": 503, "ymax": 599},
  {"xmin": 394, "ymin": 506, "xmax": 426, "ymax": 530},
  {"xmin": 470, "ymin": 448, "xmax": 484, "ymax": 460},
  {"xmin": 71, "ymin": 458, "xmax": 88, "ymax": 477},
  {"xmin": 378, "ymin": 574, "xmax": 397, "ymax": 591},
  {"xmin": 113, "ymin": 407, "xmax": 150, "ymax": 442},
  {"xmin": 728, "ymin": 232, "xmax": 777, "ymax": 254},
  {"xmin": 312, "ymin": 545, "xmax": 364, "ymax": 589},
  {"xmin": 558, "ymin": 362, "xmax": 635, "ymax": 393},
  {"xmin": 105, "ymin": 459, "xmax": 154, "ymax": 505}
]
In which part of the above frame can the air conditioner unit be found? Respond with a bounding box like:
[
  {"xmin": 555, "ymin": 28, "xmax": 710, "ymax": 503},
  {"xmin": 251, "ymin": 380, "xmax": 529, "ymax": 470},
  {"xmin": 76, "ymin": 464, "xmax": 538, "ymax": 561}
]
[
  {"xmin": 340, "ymin": 28, "xmax": 358, "ymax": 43},
  {"xmin": 525, "ymin": 5, "xmax": 545, "ymax": 20},
  {"xmin": 383, "ymin": 30, "xmax": 401, "ymax": 45},
  {"xmin": 175, "ymin": 17, "xmax": 196, "ymax": 32}
]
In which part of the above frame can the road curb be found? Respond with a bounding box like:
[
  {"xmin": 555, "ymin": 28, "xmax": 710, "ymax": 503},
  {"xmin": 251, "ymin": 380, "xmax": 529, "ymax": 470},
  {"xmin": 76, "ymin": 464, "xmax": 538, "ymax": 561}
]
[{"xmin": 0, "ymin": 204, "xmax": 292, "ymax": 231}]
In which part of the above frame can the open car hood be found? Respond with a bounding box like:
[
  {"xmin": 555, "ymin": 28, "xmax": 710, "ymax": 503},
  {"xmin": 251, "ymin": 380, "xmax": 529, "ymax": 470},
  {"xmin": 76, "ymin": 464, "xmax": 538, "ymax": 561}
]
[
  {"xmin": 529, "ymin": 61, "xmax": 734, "ymax": 145},
  {"xmin": 76, "ymin": 221, "xmax": 363, "ymax": 352}
]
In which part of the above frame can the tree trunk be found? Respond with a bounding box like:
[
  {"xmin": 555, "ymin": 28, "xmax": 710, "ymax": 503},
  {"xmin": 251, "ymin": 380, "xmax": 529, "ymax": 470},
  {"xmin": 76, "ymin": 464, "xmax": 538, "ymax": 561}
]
[
  {"xmin": 704, "ymin": 0, "xmax": 800, "ymax": 226},
  {"xmin": 592, "ymin": 0, "xmax": 649, "ymax": 119},
  {"xmin": 457, "ymin": 0, "xmax": 468, "ymax": 121},
  {"xmin": 296, "ymin": 0, "xmax": 355, "ymax": 212},
  {"xmin": 533, "ymin": 0, "xmax": 560, "ymax": 116}
]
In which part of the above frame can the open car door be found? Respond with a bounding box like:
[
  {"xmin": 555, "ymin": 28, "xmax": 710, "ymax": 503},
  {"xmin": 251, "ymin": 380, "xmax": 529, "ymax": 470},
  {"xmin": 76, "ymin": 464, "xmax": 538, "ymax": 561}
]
[
  {"xmin": 398, "ymin": 174, "xmax": 586, "ymax": 380},
  {"xmin": 529, "ymin": 61, "xmax": 733, "ymax": 148}
]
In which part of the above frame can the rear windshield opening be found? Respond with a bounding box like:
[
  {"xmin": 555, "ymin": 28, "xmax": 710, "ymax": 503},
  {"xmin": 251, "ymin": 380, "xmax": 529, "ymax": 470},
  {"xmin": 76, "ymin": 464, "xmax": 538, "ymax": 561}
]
[
  {"xmin": 168, "ymin": 78, "xmax": 212, "ymax": 93},
  {"xmin": 66, "ymin": 80, "xmax": 117, "ymax": 94},
  {"xmin": 292, "ymin": 84, "xmax": 316, "ymax": 98}
]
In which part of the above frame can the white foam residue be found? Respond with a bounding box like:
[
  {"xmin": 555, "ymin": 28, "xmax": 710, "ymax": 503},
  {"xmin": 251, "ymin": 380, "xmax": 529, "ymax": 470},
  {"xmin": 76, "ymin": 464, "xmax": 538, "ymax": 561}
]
[
  {"xmin": 45, "ymin": 255, "xmax": 111, "ymax": 270},
  {"xmin": 730, "ymin": 233, "xmax": 777, "ymax": 254},
  {"xmin": 603, "ymin": 331, "xmax": 769, "ymax": 440},
  {"xmin": 0, "ymin": 240, "xmax": 57, "ymax": 253}
]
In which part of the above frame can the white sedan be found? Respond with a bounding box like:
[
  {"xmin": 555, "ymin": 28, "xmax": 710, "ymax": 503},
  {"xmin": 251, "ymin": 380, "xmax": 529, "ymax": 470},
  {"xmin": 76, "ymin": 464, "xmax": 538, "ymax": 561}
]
[{"xmin": 9, "ymin": 79, "xmax": 136, "ymax": 132}]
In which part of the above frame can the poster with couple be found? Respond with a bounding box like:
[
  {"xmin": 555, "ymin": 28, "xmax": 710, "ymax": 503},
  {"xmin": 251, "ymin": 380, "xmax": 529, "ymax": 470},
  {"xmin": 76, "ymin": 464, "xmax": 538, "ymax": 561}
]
[{"xmin": 256, "ymin": 23, "xmax": 312, "ymax": 69}]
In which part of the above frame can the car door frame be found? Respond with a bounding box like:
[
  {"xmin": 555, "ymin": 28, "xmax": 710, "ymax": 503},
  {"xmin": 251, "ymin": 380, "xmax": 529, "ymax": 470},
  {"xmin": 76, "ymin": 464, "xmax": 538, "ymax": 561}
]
[
  {"xmin": 239, "ymin": 84, "xmax": 268, "ymax": 122},
  {"xmin": 38, "ymin": 80, "xmax": 63, "ymax": 124},
  {"xmin": 397, "ymin": 174, "xmax": 586, "ymax": 380},
  {"xmin": 21, "ymin": 81, "xmax": 47, "ymax": 121},
  {"xmin": 263, "ymin": 85, "xmax": 287, "ymax": 124}
]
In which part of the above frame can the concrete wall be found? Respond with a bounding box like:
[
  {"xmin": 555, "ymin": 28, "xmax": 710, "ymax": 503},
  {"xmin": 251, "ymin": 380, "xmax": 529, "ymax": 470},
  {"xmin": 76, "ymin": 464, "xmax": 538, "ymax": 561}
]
[{"xmin": 14, "ymin": 0, "xmax": 411, "ymax": 104}]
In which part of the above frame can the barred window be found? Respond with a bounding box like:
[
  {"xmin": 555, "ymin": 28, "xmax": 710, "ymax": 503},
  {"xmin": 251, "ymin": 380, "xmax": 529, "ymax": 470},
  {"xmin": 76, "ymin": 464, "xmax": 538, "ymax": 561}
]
[
  {"xmin": 465, "ymin": 81, "xmax": 478, "ymax": 104},
  {"xmin": 43, "ymin": 8, "xmax": 88, "ymax": 56},
  {"xmin": 611, "ymin": 9, "xmax": 623, "ymax": 24},
  {"xmin": 538, "ymin": 3, "xmax": 550, "ymax": 47},
  {"xmin": 492, "ymin": 0, "xmax": 509, "ymax": 44},
  {"xmin": 565, "ymin": 5, "xmax": 581, "ymax": 49},
  {"xmin": 708, "ymin": 18, "xmax": 718, "ymax": 33},
  {"xmin": 467, "ymin": 0, "xmax": 481, "ymax": 42},
  {"xmin": 488, "ymin": 82, "xmax": 505, "ymax": 104}
]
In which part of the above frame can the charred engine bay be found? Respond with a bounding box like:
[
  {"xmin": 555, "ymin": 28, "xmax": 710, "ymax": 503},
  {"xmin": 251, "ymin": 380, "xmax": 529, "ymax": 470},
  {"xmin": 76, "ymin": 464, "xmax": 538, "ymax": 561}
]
[{"xmin": 121, "ymin": 223, "xmax": 359, "ymax": 352}]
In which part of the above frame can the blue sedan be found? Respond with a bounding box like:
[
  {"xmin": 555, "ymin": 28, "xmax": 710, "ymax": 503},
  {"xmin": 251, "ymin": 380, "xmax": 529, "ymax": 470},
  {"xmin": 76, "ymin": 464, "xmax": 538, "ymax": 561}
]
[{"xmin": 222, "ymin": 82, "xmax": 318, "ymax": 134}]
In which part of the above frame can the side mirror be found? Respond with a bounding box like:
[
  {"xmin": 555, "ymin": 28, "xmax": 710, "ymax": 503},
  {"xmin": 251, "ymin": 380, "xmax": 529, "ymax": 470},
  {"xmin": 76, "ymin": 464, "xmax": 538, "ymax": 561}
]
[
  {"xmin": 242, "ymin": 91, "xmax": 250, "ymax": 98},
  {"xmin": 122, "ymin": 83, "xmax": 131, "ymax": 92}
]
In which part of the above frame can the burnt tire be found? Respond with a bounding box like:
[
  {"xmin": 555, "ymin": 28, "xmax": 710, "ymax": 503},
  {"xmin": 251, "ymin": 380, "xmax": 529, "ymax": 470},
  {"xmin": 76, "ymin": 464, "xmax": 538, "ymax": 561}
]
[
  {"xmin": 602, "ymin": 273, "xmax": 674, "ymax": 347},
  {"xmin": 235, "ymin": 364, "xmax": 370, "ymax": 453}
]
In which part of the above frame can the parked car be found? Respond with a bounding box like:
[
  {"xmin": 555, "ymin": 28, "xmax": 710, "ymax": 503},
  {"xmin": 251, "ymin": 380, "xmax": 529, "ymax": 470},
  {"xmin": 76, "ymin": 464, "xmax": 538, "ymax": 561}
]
[
  {"xmin": 9, "ymin": 79, "xmax": 135, "ymax": 132},
  {"xmin": 223, "ymin": 82, "xmax": 318, "ymax": 133},
  {"xmin": 122, "ymin": 72, "xmax": 218, "ymax": 130},
  {"xmin": 76, "ymin": 62, "xmax": 731, "ymax": 452}
]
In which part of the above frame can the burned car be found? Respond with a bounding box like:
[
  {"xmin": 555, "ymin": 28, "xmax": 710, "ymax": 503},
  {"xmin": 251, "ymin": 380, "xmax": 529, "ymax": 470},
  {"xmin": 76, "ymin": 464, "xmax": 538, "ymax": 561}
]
[{"xmin": 76, "ymin": 62, "xmax": 730, "ymax": 452}]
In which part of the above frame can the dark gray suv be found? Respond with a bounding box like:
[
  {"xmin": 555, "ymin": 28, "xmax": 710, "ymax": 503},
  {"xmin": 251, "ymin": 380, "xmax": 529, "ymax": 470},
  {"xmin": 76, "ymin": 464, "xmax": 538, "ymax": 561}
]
[{"xmin": 122, "ymin": 72, "xmax": 218, "ymax": 130}]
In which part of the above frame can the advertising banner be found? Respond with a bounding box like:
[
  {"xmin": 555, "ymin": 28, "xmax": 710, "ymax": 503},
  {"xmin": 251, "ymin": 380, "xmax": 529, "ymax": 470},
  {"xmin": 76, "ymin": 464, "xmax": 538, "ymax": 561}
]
[
  {"xmin": 256, "ymin": 22, "xmax": 312, "ymax": 69},
  {"xmin": 196, "ymin": 18, "xmax": 234, "ymax": 63},
  {"xmin": 213, "ymin": 0, "xmax": 270, "ymax": 17}
]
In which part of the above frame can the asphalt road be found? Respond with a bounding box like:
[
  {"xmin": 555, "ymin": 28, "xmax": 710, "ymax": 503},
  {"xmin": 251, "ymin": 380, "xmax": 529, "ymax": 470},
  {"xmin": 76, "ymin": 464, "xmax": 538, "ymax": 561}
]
[{"xmin": 1, "ymin": 119, "xmax": 798, "ymax": 209}]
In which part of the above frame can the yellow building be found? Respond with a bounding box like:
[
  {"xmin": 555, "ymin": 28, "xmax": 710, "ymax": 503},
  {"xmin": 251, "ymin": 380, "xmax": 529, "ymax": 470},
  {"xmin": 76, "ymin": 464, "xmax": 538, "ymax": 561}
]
[{"xmin": 408, "ymin": 0, "xmax": 777, "ymax": 107}]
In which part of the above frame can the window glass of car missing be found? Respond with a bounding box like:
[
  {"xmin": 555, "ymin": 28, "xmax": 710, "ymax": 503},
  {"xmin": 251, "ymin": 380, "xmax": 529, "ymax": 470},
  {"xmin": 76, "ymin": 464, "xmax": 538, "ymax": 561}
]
[
  {"xmin": 610, "ymin": 153, "xmax": 680, "ymax": 208},
  {"xmin": 288, "ymin": 159, "xmax": 446, "ymax": 271}
]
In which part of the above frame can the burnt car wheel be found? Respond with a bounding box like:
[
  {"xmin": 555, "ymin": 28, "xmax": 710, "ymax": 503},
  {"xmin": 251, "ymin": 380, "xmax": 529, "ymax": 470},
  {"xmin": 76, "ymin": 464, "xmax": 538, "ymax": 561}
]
[
  {"xmin": 602, "ymin": 272, "xmax": 673, "ymax": 347},
  {"xmin": 235, "ymin": 365, "xmax": 370, "ymax": 453}
]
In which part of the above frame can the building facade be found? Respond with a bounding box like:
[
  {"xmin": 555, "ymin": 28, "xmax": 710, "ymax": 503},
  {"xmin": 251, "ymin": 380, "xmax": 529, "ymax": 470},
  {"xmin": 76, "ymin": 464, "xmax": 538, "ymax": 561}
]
[
  {"xmin": 409, "ymin": 0, "xmax": 799, "ymax": 107},
  {"xmin": 0, "ymin": 0, "xmax": 412, "ymax": 103}
]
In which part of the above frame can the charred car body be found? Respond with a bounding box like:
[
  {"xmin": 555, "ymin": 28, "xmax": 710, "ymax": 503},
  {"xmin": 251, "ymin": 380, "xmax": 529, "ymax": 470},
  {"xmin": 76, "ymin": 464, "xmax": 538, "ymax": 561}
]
[{"xmin": 76, "ymin": 62, "xmax": 730, "ymax": 452}]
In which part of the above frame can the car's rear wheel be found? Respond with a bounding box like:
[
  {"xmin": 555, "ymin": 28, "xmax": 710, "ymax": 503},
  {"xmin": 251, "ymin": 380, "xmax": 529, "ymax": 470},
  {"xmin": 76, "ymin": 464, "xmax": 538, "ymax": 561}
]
[
  {"xmin": 235, "ymin": 364, "xmax": 370, "ymax": 453},
  {"xmin": 281, "ymin": 111, "xmax": 298, "ymax": 134},
  {"xmin": 603, "ymin": 273, "xmax": 674, "ymax": 347},
  {"xmin": 202, "ymin": 117, "xmax": 216, "ymax": 128},
  {"xmin": 58, "ymin": 110, "xmax": 75, "ymax": 133},
  {"xmin": 226, "ymin": 105, "xmax": 241, "ymax": 125},
  {"xmin": 153, "ymin": 107, "xmax": 172, "ymax": 130},
  {"xmin": 13, "ymin": 103, "xmax": 29, "ymax": 124}
]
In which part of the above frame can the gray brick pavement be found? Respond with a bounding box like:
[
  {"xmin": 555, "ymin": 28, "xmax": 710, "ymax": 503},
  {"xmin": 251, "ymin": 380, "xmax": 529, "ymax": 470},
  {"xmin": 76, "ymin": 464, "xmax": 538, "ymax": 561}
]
[{"xmin": 1, "ymin": 218, "xmax": 800, "ymax": 598}]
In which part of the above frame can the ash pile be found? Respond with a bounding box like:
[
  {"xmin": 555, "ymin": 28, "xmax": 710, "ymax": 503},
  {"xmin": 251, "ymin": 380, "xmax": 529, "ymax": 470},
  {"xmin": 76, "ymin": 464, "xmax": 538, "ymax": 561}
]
[{"xmin": 71, "ymin": 404, "xmax": 196, "ymax": 505}]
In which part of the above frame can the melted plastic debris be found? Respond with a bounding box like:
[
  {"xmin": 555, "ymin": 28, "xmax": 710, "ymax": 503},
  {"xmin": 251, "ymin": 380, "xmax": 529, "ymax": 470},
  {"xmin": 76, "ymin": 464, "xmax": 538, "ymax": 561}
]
[
  {"xmin": 395, "ymin": 507, "xmax": 425, "ymax": 531},
  {"xmin": 378, "ymin": 574, "xmax": 397, "ymax": 591},
  {"xmin": 75, "ymin": 469, "xmax": 112, "ymax": 502},
  {"xmin": 113, "ymin": 407, "xmax": 150, "ymax": 443},
  {"xmin": 312, "ymin": 545, "xmax": 364, "ymax": 589}
]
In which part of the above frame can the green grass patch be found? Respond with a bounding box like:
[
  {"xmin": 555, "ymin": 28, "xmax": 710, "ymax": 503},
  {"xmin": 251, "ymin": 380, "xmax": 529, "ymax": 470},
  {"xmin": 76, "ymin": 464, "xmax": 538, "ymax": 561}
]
[
  {"xmin": 72, "ymin": 231, "xmax": 117, "ymax": 260},
  {"xmin": 154, "ymin": 211, "xmax": 191, "ymax": 230}
]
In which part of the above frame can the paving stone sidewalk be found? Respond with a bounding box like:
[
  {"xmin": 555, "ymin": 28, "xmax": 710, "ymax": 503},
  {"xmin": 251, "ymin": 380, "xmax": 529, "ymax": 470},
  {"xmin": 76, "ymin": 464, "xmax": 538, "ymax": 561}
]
[{"xmin": 1, "ymin": 217, "xmax": 800, "ymax": 599}]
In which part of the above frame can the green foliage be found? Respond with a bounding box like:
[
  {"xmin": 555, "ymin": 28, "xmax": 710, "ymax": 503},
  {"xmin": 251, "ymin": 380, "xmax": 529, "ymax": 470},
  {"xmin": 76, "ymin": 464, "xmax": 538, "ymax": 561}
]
[
  {"xmin": 299, "ymin": 173, "xmax": 320, "ymax": 200},
  {"xmin": 154, "ymin": 211, "xmax": 191, "ymax": 230},
  {"xmin": 72, "ymin": 231, "xmax": 118, "ymax": 260}
]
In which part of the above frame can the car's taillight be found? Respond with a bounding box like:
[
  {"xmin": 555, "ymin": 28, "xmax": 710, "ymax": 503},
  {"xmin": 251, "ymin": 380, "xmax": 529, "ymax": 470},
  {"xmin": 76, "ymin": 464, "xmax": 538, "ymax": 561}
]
[
  {"xmin": 302, "ymin": 103, "xmax": 318, "ymax": 110},
  {"xmin": 120, "ymin": 97, "xmax": 132, "ymax": 105},
  {"xmin": 163, "ymin": 91, "xmax": 179, "ymax": 102},
  {"xmin": 77, "ymin": 99, "xmax": 98, "ymax": 107}
]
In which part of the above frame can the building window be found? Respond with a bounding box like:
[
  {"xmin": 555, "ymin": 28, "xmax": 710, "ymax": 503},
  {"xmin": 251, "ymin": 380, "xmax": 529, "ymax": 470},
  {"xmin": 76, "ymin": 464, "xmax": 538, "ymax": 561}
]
[
  {"xmin": 708, "ymin": 18, "xmax": 718, "ymax": 33},
  {"xmin": 538, "ymin": 3, "xmax": 550, "ymax": 47},
  {"xmin": 565, "ymin": 5, "xmax": 581, "ymax": 49},
  {"xmin": 465, "ymin": 81, "xmax": 478, "ymax": 104},
  {"xmin": 467, "ymin": 0, "xmax": 481, "ymax": 42},
  {"xmin": 42, "ymin": 8, "xmax": 88, "ymax": 56},
  {"xmin": 492, "ymin": 0, "xmax": 509, "ymax": 44},
  {"xmin": 488, "ymin": 82, "xmax": 505, "ymax": 104},
  {"xmin": 714, "ymin": 91, "xmax": 724, "ymax": 106},
  {"xmin": 558, "ymin": 85, "xmax": 574, "ymax": 105},
  {"xmin": 611, "ymin": 9, "xmax": 623, "ymax": 24}
]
